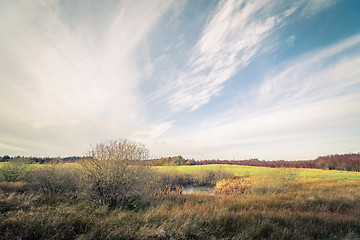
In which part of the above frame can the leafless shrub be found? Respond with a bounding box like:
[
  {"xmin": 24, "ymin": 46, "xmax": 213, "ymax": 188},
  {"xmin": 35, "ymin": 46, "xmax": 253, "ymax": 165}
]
[
  {"xmin": 81, "ymin": 139, "xmax": 153, "ymax": 207},
  {"xmin": 89, "ymin": 139, "xmax": 149, "ymax": 162}
]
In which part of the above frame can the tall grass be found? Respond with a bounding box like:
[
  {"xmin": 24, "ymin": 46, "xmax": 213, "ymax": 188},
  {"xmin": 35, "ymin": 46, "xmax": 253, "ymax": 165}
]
[
  {"xmin": 28, "ymin": 164, "xmax": 80, "ymax": 197},
  {"xmin": 1, "ymin": 179, "xmax": 359, "ymax": 239}
]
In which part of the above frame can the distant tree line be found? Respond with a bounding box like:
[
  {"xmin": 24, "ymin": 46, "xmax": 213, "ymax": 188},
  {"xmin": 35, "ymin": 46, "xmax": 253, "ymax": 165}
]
[
  {"xmin": 2, "ymin": 153, "xmax": 359, "ymax": 171},
  {"xmin": 145, "ymin": 156, "xmax": 196, "ymax": 166},
  {"xmin": 146, "ymin": 153, "xmax": 360, "ymax": 172},
  {"xmin": 0, "ymin": 155, "xmax": 85, "ymax": 164},
  {"xmin": 195, "ymin": 154, "xmax": 360, "ymax": 172}
]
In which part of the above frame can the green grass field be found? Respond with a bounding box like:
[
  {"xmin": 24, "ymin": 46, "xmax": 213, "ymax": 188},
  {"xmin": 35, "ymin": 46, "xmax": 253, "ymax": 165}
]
[
  {"xmin": 1, "ymin": 162, "xmax": 359, "ymax": 180},
  {"xmin": 156, "ymin": 164, "xmax": 360, "ymax": 180}
]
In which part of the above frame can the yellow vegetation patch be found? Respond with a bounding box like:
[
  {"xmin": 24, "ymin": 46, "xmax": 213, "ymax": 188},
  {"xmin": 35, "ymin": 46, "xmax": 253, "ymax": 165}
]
[{"xmin": 214, "ymin": 176, "xmax": 252, "ymax": 195}]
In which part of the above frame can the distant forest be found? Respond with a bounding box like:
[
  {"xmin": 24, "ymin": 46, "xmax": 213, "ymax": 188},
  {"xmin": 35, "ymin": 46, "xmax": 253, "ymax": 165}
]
[
  {"xmin": 193, "ymin": 154, "xmax": 360, "ymax": 172},
  {"xmin": 146, "ymin": 154, "xmax": 360, "ymax": 172},
  {"xmin": 0, "ymin": 155, "xmax": 84, "ymax": 164},
  {"xmin": 1, "ymin": 153, "xmax": 359, "ymax": 172}
]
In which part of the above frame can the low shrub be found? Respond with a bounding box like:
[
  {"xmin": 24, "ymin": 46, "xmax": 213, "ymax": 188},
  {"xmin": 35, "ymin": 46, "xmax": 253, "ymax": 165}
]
[
  {"xmin": 28, "ymin": 164, "xmax": 79, "ymax": 197},
  {"xmin": 0, "ymin": 163, "xmax": 29, "ymax": 182},
  {"xmin": 79, "ymin": 139, "xmax": 157, "ymax": 208},
  {"xmin": 191, "ymin": 169, "xmax": 233, "ymax": 186},
  {"xmin": 154, "ymin": 171, "xmax": 192, "ymax": 193},
  {"xmin": 155, "ymin": 169, "xmax": 232, "ymax": 186},
  {"xmin": 81, "ymin": 157, "xmax": 155, "ymax": 208},
  {"xmin": 214, "ymin": 176, "xmax": 252, "ymax": 195}
]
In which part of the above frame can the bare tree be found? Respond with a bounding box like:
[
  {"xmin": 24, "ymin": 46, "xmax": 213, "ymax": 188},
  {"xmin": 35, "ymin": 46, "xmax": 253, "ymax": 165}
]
[
  {"xmin": 89, "ymin": 139, "xmax": 149, "ymax": 162},
  {"xmin": 81, "ymin": 139, "xmax": 152, "ymax": 207}
]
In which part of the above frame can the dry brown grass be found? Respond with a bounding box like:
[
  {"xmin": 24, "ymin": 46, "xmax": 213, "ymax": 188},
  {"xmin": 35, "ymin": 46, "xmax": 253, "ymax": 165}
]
[
  {"xmin": 0, "ymin": 181, "xmax": 29, "ymax": 193},
  {"xmin": 0, "ymin": 165, "xmax": 359, "ymax": 239}
]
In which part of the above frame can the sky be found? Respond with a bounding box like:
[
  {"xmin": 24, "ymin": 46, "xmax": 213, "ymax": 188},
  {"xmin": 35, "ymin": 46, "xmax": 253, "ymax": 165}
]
[{"xmin": 1, "ymin": 0, "xmax": 360, "ymax": 160}]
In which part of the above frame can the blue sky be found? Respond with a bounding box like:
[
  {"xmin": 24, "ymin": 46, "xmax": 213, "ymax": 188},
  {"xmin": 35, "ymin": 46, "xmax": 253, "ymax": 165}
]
[{"xmin": 1, "ymin": 0, "xmax": 360, "ymax": 160}]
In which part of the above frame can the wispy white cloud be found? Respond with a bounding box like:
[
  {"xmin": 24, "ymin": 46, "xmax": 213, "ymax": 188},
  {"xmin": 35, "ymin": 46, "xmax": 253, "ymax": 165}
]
[
  {"xmin": 157, "ymin": 0, "xmax": 281, "ymax": 111},
  {"xmin": 257, "ymin": 34, "xmax": 360, "ymax": 107},
  {"xmin": 152, "ymin": 0, "xmax": 336, "ymax": 112},
  {"xmin": 300, "ymin": 0, "xmax": 337, "ymax": 16},
  {"xmin": 149, "ymin": 33, "xmax": 360, "ymax": 160},
  {"xmin": 286, "ymin": 35, "xmax": 296, "ymax": 48}
]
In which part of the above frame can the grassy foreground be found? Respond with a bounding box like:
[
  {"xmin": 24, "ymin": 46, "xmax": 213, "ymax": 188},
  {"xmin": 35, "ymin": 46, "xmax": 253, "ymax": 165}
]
[{"xmin": 0, "ymin": 163, "xmax": 359, "ymax": 239}]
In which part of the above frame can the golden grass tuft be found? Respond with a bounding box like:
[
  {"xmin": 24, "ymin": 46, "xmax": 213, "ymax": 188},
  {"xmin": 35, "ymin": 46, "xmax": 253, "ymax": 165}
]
[{"xmin": 214, "ymin": 176, "xmax": 252, "ymax": 195}]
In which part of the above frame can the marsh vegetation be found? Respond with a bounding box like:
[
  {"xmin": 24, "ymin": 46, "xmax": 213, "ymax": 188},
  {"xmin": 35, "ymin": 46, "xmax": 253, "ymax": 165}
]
[{"xmin": 0, "ymin": 140, "xmax": 359, "ymax": 239}]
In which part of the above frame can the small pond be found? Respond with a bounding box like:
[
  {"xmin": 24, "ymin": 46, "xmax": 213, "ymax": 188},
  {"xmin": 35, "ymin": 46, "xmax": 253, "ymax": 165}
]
[{"xmin": 182, "ymin": 185, "xmax": 214, "ymax": 195}]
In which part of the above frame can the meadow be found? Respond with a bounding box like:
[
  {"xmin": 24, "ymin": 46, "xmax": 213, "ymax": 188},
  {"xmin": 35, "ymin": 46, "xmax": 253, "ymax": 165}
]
[
  {"xmin": 156, "ymin": 164, "xmax": 360, "ymax": 181},
  {"xmin": 0, "ymin": 162, "xmax": 359, "ymax": 239}
]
